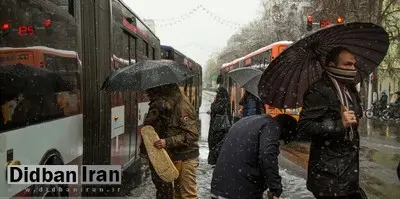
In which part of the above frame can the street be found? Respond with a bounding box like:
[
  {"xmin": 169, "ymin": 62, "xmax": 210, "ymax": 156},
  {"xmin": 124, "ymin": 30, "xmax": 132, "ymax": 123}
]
[
  {"xmin": 128, "ymin": 91, "xmax": 314, "ymax": 199},
  {"xmin": 127, "ymin": 90, "xmax": 400, "ymax": 199},
  {"xmin": 358, "ymin": 119, "xmax": 400, "ymax": 199}
]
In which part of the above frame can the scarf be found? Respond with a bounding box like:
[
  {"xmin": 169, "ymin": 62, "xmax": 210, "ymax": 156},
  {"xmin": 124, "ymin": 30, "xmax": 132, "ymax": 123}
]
[
  {"xmin": 325, "ymin": 66, "xmax": 357, "ymax": 141},
  {"xmin": 325, "ymin": 66, "xmax": 357, "ymax": 82}
]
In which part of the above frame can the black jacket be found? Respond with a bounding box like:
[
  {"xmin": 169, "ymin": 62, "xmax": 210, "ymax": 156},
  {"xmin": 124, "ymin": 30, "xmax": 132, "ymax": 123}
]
[
  {"xmin": 211, "ymin": 86, "xmax": 231, "ymax": 120},
  {"xmin": 211, "ymin": 115, "xmax": 282, "ymax": 199},
  {"xmin": 208, "ymin": 86, "xmax": 231, "ymax": 165},
  {"xmin": 297, "ymin": 74, "xmax": 363, "ymax": 197}
]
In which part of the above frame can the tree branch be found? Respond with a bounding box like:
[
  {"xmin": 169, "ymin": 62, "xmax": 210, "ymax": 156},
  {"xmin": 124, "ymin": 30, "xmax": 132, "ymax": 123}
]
[
  {"xmin": 381, "ymin": 0, "xmax": 396, "ymax": 17},
  {"xmin": 383, "ymin": 9, "xmax": 400, "ymax": 18}
]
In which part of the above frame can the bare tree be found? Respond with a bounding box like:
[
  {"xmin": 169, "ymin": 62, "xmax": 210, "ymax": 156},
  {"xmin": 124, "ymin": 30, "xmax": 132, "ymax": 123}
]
[
  {"xmin": 308, "ymin": 0, "xmax": 400, "ymax": 106},
  {"xmin": 203, "ymin": 55, "xmax": 220, "ymax": 85},
  {"xmin": 214, "ymin": 0, "xmax": 309, "ymax": 65}
]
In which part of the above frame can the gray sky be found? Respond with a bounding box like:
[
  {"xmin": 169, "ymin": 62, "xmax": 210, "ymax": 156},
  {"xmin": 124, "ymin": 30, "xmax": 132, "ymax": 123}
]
[{"xmin": 124, "ymin": 0, "xmax": 263, "ymax": 70}]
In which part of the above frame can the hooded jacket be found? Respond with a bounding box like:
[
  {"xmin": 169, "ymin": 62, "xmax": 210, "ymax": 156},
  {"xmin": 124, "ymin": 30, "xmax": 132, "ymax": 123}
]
[{"xmin": 144, "ymin": 84, "xmax": 200, "ymax": 161}]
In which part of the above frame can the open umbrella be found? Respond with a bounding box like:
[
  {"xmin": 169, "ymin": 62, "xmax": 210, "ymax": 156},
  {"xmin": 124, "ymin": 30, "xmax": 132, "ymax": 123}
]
[
  {"xmin": 101, "ymin": 59, "xmax": 193, "ymax": 92},
  {"xmin": 258, "ymin": 22, "xmax": 389, "ymax": 109},
  {"xmin": 228, "ymin": 67, "xmax": 262, "ymax": 97},
  {"xmin": 0, "ymin": 63, "xmax": 71, "ymax": 104}
]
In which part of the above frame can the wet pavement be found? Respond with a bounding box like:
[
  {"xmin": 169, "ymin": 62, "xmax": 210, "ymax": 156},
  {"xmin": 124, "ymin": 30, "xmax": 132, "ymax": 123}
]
[
  {"xmin": 357, "ymin": 119, "xmax": 400, "ymax": 199},
  {"xmin": 128, "ymin": 90, "xmax": 314, "ymax": 199},
  {"xmin": 127, "ymin": 90, "xmax": 400, "ymax": 198}
]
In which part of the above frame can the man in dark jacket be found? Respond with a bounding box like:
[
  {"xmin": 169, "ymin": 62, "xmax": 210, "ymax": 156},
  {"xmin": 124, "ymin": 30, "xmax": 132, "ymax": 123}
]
[
  {"xmin": 142, "ymin": 83, "xmax": 200, "ymax": 199},
  {"xmin": 210, "ymin": 114, "xmax": 297, "ymax": 199},
  {"xmin": 297, "ymin": 46, "xmax": 363, "ymax": 199}
]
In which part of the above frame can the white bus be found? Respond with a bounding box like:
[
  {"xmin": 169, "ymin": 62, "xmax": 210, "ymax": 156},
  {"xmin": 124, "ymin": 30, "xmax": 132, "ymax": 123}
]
[{"xmin": 0, "ymin": 0, "xmax": 160, "ymax": 197}]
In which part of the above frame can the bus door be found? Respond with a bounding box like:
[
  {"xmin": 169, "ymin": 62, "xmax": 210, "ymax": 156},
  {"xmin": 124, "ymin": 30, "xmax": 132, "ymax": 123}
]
[{"xmin": 127, "ymin": 36, "xmax": 138, "ymax": 160}]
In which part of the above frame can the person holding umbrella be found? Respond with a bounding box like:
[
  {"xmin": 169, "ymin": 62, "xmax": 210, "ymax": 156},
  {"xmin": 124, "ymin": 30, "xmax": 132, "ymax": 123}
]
[
  {"xmin": 238, "ymin": 90, "xmax": 265, "ymax": 117},
  {"xmin": 257, "ymin": 22, "xmax": 389, "ymax": 199},
  {"xmin": 227, "ymin": 67, "xmax": 265, "ymax": 118},
  {"xmin": 101, "ymin": 60, "xmax": 199, "ymax": 199},
  {"xmin": 297, "ymin": 46, "xmax": 365, "ymax": 198},
  {"xmin": 143, "ymin": 83, "xmax": 200, "ymax": 199}
]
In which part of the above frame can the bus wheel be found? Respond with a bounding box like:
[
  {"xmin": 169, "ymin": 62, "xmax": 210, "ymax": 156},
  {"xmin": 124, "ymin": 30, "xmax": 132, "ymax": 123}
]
[{"xmin": 31, "ymin": 150, "xmax": 68, "ymax": 198}]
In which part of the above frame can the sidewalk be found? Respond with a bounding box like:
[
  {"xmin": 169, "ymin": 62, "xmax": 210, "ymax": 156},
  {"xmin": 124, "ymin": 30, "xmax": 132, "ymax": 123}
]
[{"xmin": 203, "ymin": 90, "xmax": 216, "ymax": 96}]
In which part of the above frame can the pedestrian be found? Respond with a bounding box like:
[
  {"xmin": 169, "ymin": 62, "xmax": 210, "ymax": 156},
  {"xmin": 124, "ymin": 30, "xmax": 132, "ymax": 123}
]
[
  {"xmin": 210, "ymin": 113, "xmax": 298, "ymax": 199},
  {"xmin": 141, "ymin": 83, "xmax": 200, "ymax": 199},
  {"xmin": 238, "ymin": 90, "xmax": 265, "ymax": 117},
  {"xmin": 297, "ymin": 46, "xmax": 365, "ymax": 199},
  {"xmin": 207, "ymin": 74, "xmax": 231, "ymax": 166},
  {"xmin": 378, "ymin": 91, "xmax": 388, "ymax": 111}
]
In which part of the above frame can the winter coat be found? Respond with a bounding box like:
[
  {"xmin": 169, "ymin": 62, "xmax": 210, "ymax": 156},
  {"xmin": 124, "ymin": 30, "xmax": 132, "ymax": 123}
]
[
  {"xmin": 211, "ymin": 114, "xmax": 283, "ymax": 199},
  {"xmin": 207, "ymin": 86, "xmax": 230, "ymax": 165},
  {"xmin": 239, "ymin": 92, "xmax": 264, "ymax": 117},
  {"xmin": 143, "ymin": 85, "xmax": 199, "ymax": 161},
  {"xmin": 297, "ymin": 73, "xmax": 363, "ymax": 197}
]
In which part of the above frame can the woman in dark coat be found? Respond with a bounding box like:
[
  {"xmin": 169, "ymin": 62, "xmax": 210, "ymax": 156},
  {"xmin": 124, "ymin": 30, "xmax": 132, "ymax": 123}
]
[
  {"xmin": 239, "ymin": 90, "xmax": 265, "ymax": 117},
  {"xmin": 208, "ymin": 74, "xmax": 231, "ymax": 166}
]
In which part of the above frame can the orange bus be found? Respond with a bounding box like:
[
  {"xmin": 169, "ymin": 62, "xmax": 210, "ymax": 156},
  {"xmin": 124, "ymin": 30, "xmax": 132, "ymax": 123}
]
[{"xmin": 220, "ymin": 41, "xmax": 301, "ymax": 121}]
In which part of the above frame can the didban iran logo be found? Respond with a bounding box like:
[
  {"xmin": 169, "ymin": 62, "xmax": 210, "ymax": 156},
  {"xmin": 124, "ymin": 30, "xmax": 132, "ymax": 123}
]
[{"xmin": 7, "ymin": 165, "xmax": 121, "ymax": 184}]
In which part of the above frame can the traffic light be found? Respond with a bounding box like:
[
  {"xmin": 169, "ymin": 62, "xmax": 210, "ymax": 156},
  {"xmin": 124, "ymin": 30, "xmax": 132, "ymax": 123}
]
[
  {"xmin": 0, "ymin": 23, "xmax": 10, "ymax": 37},
  {"xmin": 307, "ymin": 16, "xmax": 313, "ymax": 31},
  {"xmin": 337, "ymin": 16, "xmax": 344, "ymax": 24},
  {"xmin": 44, "ymin": 19, "xmax": 53, "ymax": 35}
]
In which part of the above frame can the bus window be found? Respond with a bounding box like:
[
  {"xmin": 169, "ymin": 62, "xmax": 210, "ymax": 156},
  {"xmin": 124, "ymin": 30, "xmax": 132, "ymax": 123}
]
[
  {"xmin": 145, "ymin": 41, "xmax": 149, "ymax": 59},
  {"xmin": 129, "ymin": 37, "xmax": 136, "ymax": 64},
  {"xmin": 50, "ymin": 0, "xmax": 74, "ymax": 16},
  {"xmin": 1, "ymin": 54, "xmax": 81, "ymax": 132},
  {"xmin": 264, "ymin": 50, "xmax": 271, "ymax": 66},
  {"xmin": 44, "ymin": 53, "xmax": 81, "ymax": 116}
]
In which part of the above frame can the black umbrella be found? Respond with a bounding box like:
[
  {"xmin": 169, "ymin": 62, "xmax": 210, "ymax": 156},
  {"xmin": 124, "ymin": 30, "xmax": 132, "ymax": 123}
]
[
  {"xmin": 101, "ymin": 59, "xmax": 193, "ymax": 92},
  {"xmin": 258, "ymin": 22, "xmax": 389, "ymax": 109},
  {"xmin": 228, "ymin": 67, "xmax": 262, "ymax": 97},
  {"xmin": 0, "ymin": 63, "xmax": 71, "ymax": 104}
]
